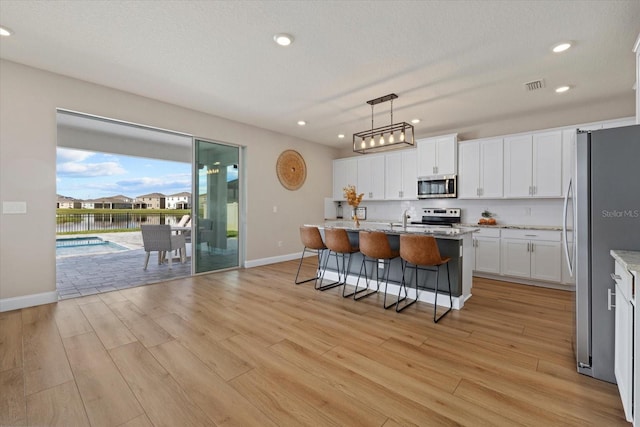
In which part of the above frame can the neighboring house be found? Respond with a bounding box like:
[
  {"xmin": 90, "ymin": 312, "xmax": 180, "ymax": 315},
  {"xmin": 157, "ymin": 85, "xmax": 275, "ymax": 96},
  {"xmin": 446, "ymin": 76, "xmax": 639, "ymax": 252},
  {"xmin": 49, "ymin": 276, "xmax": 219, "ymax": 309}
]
[
  {"xmin": 87, "ymin": 195, "xmax": 135, "ymax": 209},
  {"xmin": 136, "ymin": 193, "xmax": 166, "ymax": 209},
  {"xmin": 166, "ymin": 192, "xmax": 191, "ymax": 209},
  {"xmin": 56, "ymin": 194, "xmax": 82, "ymax": 209}
]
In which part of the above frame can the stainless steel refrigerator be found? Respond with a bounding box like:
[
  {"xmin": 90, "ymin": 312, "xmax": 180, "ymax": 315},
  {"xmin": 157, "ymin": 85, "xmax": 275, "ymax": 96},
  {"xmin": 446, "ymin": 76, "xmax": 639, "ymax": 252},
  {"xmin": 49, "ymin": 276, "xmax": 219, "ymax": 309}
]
[{"xmin": 565, "ymin": 124, "xmax": 640, "ymax": 383}]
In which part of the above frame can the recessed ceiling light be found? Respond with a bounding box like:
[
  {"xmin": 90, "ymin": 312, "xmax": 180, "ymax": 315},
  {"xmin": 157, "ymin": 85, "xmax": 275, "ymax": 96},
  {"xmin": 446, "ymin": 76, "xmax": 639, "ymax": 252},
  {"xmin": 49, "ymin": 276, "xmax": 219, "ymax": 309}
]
[
  {"xmin": 297, "ymin": 120, "xmax": 306, "ymax": 126},
  {"xmin": 552, "ymin": 42, "xmax": 572, "ymax": 53},
  {"xmin": 338, "ymin": 134, "xmax": 345, "ymax": 139},
  {"xmin": 273, "ymin": 33, "xmax": 293, "ymax": 46},
  {"xmin": 555, "ymin": 85, "xmax": 571, "ymax": 93},
  {"xmin": 0, "ymin": 26, "xmax": 13, "ymax": 37},
  {"xmin": 411, "ymin": 119, "xmax": 421, "ymax": 124}
]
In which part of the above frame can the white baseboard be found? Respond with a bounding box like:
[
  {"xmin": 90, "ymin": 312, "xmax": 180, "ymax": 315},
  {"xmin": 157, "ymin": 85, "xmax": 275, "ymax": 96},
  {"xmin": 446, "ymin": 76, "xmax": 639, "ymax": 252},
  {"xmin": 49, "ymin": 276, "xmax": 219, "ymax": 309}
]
[
  {"xmin": 0, "ymin": 291, "xmax": 58, "ymax": 312},
  {"xmin": 321, "ymin": 271, "xmax": 465, "ymax": 310},
  {"xmin": 473, "ymin": 272, "xmax": 575, "ymax": 291},
  {"xmin": 244, "ymin": 251, "xmax": 312, "ymax": 269}
]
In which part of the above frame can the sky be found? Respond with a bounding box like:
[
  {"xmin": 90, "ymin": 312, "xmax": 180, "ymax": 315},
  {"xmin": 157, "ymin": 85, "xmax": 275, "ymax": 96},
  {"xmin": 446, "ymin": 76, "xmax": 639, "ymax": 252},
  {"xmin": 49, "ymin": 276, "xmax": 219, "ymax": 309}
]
[{"xmin": 56, "ymin": 148, "xmax": 191, "ymax": 200}]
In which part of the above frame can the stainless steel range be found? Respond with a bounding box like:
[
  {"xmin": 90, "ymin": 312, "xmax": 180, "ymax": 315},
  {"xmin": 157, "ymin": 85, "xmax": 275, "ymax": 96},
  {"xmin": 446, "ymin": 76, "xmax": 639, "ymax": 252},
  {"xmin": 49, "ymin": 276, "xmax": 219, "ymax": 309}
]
[{"xmin": 412, "ymin": 208, "xmax": 461, "ymax": 228}]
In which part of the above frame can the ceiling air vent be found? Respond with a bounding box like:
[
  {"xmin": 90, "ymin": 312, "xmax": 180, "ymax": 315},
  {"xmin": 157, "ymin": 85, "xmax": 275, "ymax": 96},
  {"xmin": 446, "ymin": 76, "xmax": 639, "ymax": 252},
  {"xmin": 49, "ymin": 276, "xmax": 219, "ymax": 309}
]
[{"xmin": 524, "ymin": 79, "xmax": 545, "ymax": 91}]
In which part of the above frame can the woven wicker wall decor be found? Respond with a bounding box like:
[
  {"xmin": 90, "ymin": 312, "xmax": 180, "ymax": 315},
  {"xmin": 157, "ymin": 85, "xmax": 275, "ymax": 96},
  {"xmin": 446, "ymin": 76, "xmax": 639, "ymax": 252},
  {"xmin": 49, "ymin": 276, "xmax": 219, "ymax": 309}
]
[{"xmin": 276, "ymin": 149, "xmax": 306, "ymax": 190}]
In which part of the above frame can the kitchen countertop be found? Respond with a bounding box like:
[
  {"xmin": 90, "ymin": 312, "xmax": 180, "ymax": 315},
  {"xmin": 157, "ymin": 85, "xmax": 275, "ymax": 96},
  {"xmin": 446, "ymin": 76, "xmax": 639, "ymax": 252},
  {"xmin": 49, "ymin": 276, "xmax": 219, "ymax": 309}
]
[
  {"xmin": 610, "ymin": 250, "xmax": 640, "ymax": 277},
  {"xmin": 312, "ymin": 221, "xmax": 479, "ymax": 240},
  {"xmin": 458, "ymin": 223, "xmax": 563, "ymax": 231}
]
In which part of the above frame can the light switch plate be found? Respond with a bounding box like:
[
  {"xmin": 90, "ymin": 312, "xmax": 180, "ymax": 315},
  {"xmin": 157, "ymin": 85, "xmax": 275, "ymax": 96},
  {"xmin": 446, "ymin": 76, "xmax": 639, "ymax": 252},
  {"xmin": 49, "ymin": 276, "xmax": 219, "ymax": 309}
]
[{"xmin": 2, "ymin": 201, "xmax": 27, "ymax": 214}]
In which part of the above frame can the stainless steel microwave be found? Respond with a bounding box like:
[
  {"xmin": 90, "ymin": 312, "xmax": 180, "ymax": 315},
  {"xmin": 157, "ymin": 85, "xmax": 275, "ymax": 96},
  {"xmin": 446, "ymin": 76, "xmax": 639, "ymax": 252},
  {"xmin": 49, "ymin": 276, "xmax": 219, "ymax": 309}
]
[{"xmin": 417, "ymin": 175, "xmax": 457, "ymax": 199}]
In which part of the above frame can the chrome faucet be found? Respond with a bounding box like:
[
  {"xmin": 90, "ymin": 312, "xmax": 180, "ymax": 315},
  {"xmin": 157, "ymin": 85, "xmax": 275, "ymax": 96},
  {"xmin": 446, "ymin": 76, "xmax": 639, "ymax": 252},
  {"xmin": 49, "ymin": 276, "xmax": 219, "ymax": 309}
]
[{"xmin": 402, "ymin": 209, "xmax": 409, "ymax": 228}]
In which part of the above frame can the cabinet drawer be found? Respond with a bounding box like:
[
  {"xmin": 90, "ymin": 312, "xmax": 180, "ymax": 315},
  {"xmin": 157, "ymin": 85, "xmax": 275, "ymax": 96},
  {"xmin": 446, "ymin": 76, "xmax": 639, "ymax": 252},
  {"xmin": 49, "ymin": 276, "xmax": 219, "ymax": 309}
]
[
  {"xmin": 613, "ymin": 261, "xmax": 634, "ymax": 301},
  {"xmin": 501, "ymin": 229, "xmax": 561, "ymax": 242},
  {"xmin": 473, "ymin": 228, "xmax": 501, "ymax": 238}
]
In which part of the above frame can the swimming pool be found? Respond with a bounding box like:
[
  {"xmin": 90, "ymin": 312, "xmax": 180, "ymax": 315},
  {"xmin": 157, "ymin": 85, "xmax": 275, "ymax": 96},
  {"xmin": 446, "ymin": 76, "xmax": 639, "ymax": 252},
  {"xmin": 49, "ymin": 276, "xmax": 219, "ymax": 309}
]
[{"xmin": 56, "ymin": 236, "xmax": 129, "ymax": 258}]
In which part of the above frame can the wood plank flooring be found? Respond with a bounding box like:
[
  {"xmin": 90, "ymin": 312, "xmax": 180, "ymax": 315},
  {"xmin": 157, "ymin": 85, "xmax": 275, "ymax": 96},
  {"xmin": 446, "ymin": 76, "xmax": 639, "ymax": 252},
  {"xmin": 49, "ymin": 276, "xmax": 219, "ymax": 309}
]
[{"xmin": 0, "ymin": 259, "xmax": 629, "ymax": 426}]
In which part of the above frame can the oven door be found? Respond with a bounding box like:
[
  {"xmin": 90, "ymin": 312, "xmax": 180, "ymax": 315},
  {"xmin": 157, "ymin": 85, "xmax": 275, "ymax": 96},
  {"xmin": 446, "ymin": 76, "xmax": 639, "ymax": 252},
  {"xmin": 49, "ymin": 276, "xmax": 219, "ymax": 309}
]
[{"xmin": 417, "ymin": 175, "xmax": 457, "ymax": 199}]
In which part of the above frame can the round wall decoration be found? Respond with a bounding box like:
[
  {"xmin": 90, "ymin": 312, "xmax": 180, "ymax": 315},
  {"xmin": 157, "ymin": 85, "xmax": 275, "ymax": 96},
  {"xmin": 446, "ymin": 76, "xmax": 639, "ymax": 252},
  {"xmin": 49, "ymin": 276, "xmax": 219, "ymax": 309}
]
[{"xmin": 276, "ymin": 149, "xmax": 307, "ymax": 190}]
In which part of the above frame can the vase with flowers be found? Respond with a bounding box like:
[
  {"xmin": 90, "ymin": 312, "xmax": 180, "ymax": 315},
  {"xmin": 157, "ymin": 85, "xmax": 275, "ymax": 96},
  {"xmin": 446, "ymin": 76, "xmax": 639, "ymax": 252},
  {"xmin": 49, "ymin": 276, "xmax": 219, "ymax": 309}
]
[{"xmin": 343, "ymin": 184, "xmax": 364, "ymax": 227}]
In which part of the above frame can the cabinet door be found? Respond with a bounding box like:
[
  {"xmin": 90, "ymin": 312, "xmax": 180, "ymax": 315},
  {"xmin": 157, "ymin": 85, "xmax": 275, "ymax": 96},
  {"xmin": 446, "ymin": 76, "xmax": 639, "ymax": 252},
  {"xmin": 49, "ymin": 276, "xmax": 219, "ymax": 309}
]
[
  {"xmin": 417, "ymin": 138, "xmax": 437, "ymax": 176},
  {"xmin": 401, "ymin": 150, "xmax": 417, "ymax": 199},
  {"xmin": 458, "ymin": 142, "xmax": 480, "ymax": 198},
  {"xmin": 561, "ymin": 129, "xmax": 575, "ymax": 197},
  {"xmin": 532, "ymin": 131, "xmax": 562, "ymax": 197},
  {"xmin": 333, "ymin": 158, "xmax": 358, "ymax": 200},
  {"xmin": 385, "ymin": 152, "xmax": 403, "ymax": 199},
  {"xmin": 475, "ymin": 237, "xmax": 501, "ymax": 274},
  {"xmin": 358, "ymin": 155, "xmax": 385, "ymax": 200},
  {"xmin": 530, "ymin": 240, "xmax": 562, "ymax": 282},
  {"xmin": 436, "ymin": 136, "xmax": 457, "ymax": 175},
  {"xmin": 504, "ymin": 134, "xmax": 533, "ymax": 197},
  {"xmin": 614, "ymin": 281, "xmax": 633, "ymax": 421},
  {"xmin": 480, "ymin": 138, "xmax": 504, "ymax": 198},
  {"xmin": 501, "ymin": 238, "xmax": 530, "ymax": 278}
]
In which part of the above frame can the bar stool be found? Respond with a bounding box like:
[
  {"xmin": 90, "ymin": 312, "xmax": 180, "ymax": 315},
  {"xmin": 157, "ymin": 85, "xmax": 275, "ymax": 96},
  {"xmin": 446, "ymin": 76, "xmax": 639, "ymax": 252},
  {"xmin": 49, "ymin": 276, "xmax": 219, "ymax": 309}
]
[
  {"xmin": 295, "ymin": 226, "xmax": 328, "ymax": 288},
  {"xmin": 399, "ymin": 234, "xmax": 453, "ymax": 322},
  {"xmin": 356, "ymin": 231, "xmax": 400, "ymax": 304},
  {"xmin": 321, "ymin": 228, "xmax": 359, "ymax": 296}
]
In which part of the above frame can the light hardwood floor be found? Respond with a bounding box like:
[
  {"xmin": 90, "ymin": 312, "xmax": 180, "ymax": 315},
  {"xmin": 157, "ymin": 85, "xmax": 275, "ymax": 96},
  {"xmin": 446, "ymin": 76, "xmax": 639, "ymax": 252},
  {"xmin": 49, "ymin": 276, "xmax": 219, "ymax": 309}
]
[{"xmin": 0, "ymin": 259, "xmax": 629, "ymax": 426}]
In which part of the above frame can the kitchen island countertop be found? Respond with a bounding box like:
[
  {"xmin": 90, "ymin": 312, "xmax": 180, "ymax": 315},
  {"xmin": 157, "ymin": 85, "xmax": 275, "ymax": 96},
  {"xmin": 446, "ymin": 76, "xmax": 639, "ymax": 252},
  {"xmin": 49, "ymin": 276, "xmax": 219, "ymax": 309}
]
[
  {"xmin": 311, "ymin": 221, "xmax": 479, "ymax": 240},
  {"xmin": 610, "ymin": 250, "xmax": 640, "ymax": 277}
]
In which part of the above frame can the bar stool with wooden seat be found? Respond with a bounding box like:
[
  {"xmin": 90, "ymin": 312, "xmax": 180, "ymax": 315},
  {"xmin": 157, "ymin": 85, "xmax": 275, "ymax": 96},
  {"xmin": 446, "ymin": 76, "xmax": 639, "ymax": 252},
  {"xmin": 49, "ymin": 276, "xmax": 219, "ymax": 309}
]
[
  {"xmin": 399, "ymin": 234, "xmax": 453, "ymax": 322},
  {"xmin": 321, "ymin": 228, "xmax": 360, "ymax": 296},
  {"xmin": 295, "ymin": 226, "xmax": 328, "ymax": 288},
  {"xmin": 356, "ymin": 231, "xmax": 400, "ymax": 304}
]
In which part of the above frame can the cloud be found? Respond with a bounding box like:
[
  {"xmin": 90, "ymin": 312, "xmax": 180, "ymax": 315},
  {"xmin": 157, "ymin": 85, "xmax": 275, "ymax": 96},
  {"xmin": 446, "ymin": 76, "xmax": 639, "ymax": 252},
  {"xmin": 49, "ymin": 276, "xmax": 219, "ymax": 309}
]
[
  {"xmin": 57, "ymin": 161, "xmax": 126, "ymax": 177},
  {"xmin": 56, "ymin": 148, "xmax": 95, "ymax": 163}
]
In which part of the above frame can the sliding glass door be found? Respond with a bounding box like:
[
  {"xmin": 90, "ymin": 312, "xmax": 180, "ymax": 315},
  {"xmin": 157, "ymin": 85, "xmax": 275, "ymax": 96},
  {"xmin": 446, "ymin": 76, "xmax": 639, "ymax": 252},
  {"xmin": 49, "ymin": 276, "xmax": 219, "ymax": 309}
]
[{"xmin": 193, "ymin": 138, "xmax": 241, "ymax": 273}]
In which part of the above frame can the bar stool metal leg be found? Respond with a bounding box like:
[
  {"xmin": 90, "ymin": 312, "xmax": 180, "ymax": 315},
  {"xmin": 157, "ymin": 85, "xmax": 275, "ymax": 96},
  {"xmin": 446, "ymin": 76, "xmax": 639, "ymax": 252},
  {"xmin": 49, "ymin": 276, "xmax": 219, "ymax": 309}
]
[
  {"xmin": 295, "ymin": 247, "xmax": 326, "ymax": 287},
  {"xmin": 316, "ymin": 250, "xmax": 344, "ymax": 291},
  {"xmin": 353, "ymin": 256, "xmax": 381, "ymax": 301},
  {"xmin": 434, "ymin": 262, "xmax": 453, "ymax": 323},
  {"xmin": 394, "ymin": 260, "xmax": 418, "ymax": 312}
]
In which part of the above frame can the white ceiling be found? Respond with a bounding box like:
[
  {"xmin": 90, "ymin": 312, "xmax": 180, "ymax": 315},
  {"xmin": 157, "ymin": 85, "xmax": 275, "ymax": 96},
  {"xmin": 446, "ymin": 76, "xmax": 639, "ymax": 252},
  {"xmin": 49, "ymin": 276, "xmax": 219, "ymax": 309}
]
[{"xmin": 1, "ymin": 1, "xmax": 639, "ymax": 148}]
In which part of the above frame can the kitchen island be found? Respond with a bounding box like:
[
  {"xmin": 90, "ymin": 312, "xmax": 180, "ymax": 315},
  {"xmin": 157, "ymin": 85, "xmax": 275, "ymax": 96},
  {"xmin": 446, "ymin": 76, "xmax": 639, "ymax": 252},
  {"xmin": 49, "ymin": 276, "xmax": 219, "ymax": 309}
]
[{"xmin": 306, "ymin": 221, "xmax": 478, "ymax": 309}]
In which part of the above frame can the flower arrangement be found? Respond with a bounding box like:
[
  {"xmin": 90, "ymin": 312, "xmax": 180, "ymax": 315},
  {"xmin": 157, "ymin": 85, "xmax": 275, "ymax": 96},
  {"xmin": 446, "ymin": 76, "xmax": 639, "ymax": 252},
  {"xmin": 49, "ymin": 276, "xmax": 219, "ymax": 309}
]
[
  {"xmin": 343, "ymin": 185, "xmax": 364, "ymax": 208},
  {"xmin": 343, "ymin": 185, "xmax": 364, "ymax": 226}
]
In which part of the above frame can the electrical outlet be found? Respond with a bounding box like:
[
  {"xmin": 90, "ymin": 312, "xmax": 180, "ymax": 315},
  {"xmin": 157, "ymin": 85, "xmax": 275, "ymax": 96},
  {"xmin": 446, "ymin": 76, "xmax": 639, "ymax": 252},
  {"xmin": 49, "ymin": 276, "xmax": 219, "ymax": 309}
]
[
  {"xmin": 273, "ymin": 206, "xmax": 278, "ymax": 213},
  {"xmin": 378, "ymin": 259, "xmax": 384, "ymax": 269},
  {"xmin": 524, "ymin": 207, "xmax": 531, "ymax": 216},
  {"xmin": 277, "ymin": 240, "xmax": 283, "ymax": 247}
]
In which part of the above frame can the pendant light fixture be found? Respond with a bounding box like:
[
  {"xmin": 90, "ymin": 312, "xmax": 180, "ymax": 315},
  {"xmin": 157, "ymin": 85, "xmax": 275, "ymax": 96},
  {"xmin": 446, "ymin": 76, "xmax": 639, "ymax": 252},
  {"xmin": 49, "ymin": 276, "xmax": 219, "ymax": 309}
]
[{"xmin": 353, "ymin": 93, "xmax": 415, "ymax": 154}]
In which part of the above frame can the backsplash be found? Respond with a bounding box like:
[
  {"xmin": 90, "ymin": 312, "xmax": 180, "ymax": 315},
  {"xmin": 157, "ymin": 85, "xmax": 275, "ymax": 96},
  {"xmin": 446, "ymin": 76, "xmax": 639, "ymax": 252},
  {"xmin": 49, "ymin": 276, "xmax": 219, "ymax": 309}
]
[{"xmin": 327, "ymin": 198, "xmax": 564, "ymax": 227}]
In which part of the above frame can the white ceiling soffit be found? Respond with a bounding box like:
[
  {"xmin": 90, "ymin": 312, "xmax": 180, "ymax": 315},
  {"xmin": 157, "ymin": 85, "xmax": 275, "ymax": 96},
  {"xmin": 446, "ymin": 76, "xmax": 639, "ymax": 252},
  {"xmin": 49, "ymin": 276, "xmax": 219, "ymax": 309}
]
[
  {"xmin": 56, "ymin": 110, "xmax": 192, "ymax": 147},
  {"xmin": 2, "ymin": 1, "xmax": 640, "ymax": 147}
]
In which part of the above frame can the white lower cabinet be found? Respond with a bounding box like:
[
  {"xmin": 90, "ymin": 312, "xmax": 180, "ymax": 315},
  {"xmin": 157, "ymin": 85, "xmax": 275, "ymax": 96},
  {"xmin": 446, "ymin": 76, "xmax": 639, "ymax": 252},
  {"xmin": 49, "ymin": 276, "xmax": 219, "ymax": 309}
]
[
  {"xmin": 612, "ymin": 259, "xmax": 634, "ymax": 423},
  {"xmin": 500, "ymin": 229, "xmax": 562, "ymax": 283},
  {"xmin": 472, "ymin": 228, "xmax": 501, "ymax": 274}
]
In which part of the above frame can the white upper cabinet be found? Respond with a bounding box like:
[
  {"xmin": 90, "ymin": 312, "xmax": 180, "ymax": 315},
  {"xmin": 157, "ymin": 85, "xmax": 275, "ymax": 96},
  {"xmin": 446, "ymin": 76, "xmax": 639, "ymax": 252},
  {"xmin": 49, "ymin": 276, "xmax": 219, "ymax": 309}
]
[
  {"xmin": 532, "ymin": 131, "xmax": 563, "ymax": 197},
  {"xmin": 357, "ymin": 155, "xmax": 385, "ymax": 200},
  {"xmin": 332, "ymin": 157, "xmax": 358, "ymax": 200},
  {"xmin": 416, "ymin": 134, "xmax": 457, "ymax": 176},
  {"xmin": 385, "ymin": 149, "xmax": 417, "ymax": 200},
  {"xmin": 504, "ymin": 131, "xmax": 562, "ymax": 198},
  {"xmin": 459, "ymin": 138, "xmax": 503, "ymax": 199}
]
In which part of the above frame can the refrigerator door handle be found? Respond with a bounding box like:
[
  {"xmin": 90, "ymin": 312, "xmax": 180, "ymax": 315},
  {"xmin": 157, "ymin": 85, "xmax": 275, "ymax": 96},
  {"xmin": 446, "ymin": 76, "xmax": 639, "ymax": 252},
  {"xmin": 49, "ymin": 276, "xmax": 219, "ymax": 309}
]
[{"xmin": 562, "ymin": 178, "xmax": 573, "ymax": 277}]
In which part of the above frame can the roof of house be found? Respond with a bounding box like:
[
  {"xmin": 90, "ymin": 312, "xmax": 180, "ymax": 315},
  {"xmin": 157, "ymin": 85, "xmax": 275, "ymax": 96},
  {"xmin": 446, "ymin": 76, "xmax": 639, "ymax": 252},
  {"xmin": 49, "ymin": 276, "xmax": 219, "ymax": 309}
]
[{"xmin": 136, "ymin": 193, "xmax": 166, "ymax": 199}]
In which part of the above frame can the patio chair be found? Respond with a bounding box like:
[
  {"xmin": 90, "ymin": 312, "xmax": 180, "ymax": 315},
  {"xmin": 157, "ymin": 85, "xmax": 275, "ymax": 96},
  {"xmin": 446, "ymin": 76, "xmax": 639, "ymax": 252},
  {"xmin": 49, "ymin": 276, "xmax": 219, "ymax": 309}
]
[
  {"xmin": 141, "ymin": 224, "xmax": 186, "ymax": 270},
  {"xmin": 176, "ymin": 214, "xmax": 190, "ymax": 227}
]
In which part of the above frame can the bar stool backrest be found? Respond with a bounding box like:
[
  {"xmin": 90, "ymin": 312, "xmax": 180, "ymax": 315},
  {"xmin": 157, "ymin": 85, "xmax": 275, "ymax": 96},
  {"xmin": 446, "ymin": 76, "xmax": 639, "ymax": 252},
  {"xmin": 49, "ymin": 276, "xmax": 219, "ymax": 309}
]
[
  {"xmin": 299, "ymin": 226, "xmax": 326, "ymax": 250},
  {"xmin": 400, "ymin": 234, "xmax": 445, "ymax": 266},
  {"xmin": 359, "ymin": 231, "xmax": 397, "ymax": 259},
  {"xmin": 325, "ymin": 228, "xmax": 357, "ymax": 253}
]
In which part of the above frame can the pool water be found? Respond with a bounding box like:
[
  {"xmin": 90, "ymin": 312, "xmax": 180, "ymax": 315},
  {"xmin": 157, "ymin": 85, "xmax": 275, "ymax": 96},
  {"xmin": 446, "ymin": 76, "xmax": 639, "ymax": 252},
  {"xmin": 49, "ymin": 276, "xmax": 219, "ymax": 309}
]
[{"xmin": 56, "ymin": 237, "xmax": 129, "ymax": 258}]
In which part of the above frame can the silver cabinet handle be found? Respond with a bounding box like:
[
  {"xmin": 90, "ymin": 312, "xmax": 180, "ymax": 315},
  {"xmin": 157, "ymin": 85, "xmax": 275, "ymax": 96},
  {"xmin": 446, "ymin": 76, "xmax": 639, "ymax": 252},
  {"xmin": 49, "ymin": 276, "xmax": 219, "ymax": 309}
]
[
  {"xmin": 533, "ymin": 186, "xmax": 536, "ymax": 195},
  {"xmin": 531, "ymin": 243, "xmax": 534, "ymax": 252},
  {"xmin": 608, "ymin": 288, "xmax": 615, "ymax": 311},
  {"xmin": 477, "ymin": 188, "xmax": 480, "ymax": 196},
  {"xmin": 526, "ymin": 242, "xmax": 530, "ymax": 252},
  {"xmin": 611, "ymin": 273, "xmax": 622, "ymax": 281}
]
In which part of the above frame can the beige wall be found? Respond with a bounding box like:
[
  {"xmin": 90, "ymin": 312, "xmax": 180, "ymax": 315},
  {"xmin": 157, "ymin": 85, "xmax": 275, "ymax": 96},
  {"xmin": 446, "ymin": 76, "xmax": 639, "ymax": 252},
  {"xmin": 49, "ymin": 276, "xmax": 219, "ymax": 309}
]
[{"xmin": 0, "ymin": 59, "xmax": 338, "ymax": 302}]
